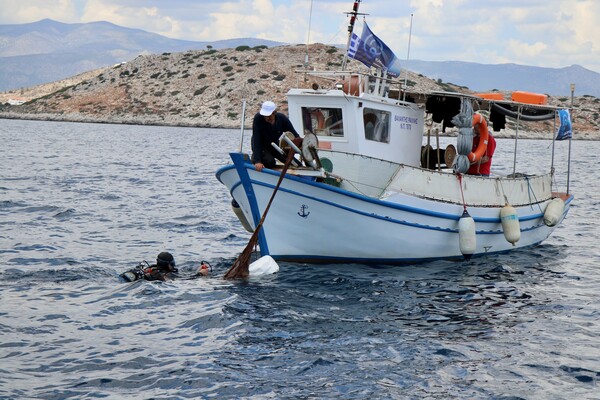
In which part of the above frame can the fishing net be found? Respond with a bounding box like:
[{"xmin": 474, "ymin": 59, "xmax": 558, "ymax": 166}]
[
  {"xmin": 453, "ymin": 100, "xmax": 474, "ymax": 174},
  {"xmin": 224, "ymin": 150, "xmax": 297, "ymax": 279}
]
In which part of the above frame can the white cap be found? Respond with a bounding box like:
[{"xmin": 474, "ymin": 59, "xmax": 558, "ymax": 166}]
[{"xmin": 259, "ymin": 101, "xmax": 276, "ymax": 116}]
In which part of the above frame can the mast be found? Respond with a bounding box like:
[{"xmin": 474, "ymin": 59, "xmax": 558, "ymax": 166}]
[
  {"xmin": 402, "ymin": 14, "xmax": 414, "ymax": 101},
  {"xmin": 305, "ymin": 0, "xmax": 314, "ymax": 69},
  {"xmin": 304, "ymin": 0, "xmax": 314, "ymax": 82},
  {"xmin": 341, "ymin": 0, "xmax": 362, "ymax": 71}
]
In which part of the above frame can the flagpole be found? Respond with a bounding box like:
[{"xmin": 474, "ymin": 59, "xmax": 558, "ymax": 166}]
[
  {"xmin": 512, "ymin": 106, "xmax": 521, "ymax": 176},
  {"xmin": 402, "ymin": 13, "xmax": 414, "ymax": 101},
  {"xmin": 341, "ymin": 0, "xmax": 362, "ymax": 71},
  {"xmin": 567, "ymin": 83, "xmax": 575, "ymax": 194},
  {"xmin": 551, "ymin": 109, "xmax": 556, "ymax": 173}
]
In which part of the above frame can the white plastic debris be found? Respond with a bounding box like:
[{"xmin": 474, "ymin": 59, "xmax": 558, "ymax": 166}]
[{"xmin": 249, "ymin": 256, "xmax": 279, "ymax": 276}]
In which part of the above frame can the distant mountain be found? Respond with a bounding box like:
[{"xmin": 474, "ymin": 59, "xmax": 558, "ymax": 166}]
[
  {"xmin": 0, "ymin": 19, "xmax": 283, "ymax": 91},
  {"xmin": 404, "ymin": 60, "xmax": 600, "ymax": 97},
  {"xmin": 1, "ymin": 19, "xmax": 599, "ymax": 98}
]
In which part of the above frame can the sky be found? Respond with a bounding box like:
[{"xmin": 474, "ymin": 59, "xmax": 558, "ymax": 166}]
[{"xmin": 1, "ymin": 0, "xmax": 599, "ymax": 73}]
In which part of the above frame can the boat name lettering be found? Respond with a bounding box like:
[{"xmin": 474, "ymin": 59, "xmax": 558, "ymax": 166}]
[
  {"xmin": 394, "ymin": 115, "xmax": 418, "ymax": 130},
  {"xmin": 394, "ymin": 116, "xmax": 419, "ymax": 124}
]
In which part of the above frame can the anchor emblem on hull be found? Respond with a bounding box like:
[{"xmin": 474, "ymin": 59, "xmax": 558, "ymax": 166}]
[{"xmin": 298, "ymin": 204, "xmax": 310, "ymax": 218}]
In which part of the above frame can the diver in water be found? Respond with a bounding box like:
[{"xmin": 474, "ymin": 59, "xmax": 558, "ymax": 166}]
[
  {"xmin": 121, "ymin": 252, "xmax": 212, "ymax": 282},
  {"xmin": 197, "ymin": 260, "xmax": 212, "ymax": 276},
  {"xmin": 121, "ymin": 251, "xmax": 178, "ymax": 282}
]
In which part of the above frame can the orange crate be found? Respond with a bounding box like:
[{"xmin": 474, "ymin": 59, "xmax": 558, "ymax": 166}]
[
  {"xmin": 475, "ymin": 92, "xmax": 504, "ymax": 100},
  {"xmin": 511, "ymin": 91, "xmax": 547, "ymax": 105}
]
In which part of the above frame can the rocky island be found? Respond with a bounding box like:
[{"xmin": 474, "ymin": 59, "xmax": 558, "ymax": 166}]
[{"xmin": 1, "ymin": 44, "xmax": 599, "ymax": 139}]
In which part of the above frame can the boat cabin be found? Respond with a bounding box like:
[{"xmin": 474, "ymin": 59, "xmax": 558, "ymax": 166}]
[{"xmin": 286, "ymin": 72, "xmax": 425, "ymax": 168}]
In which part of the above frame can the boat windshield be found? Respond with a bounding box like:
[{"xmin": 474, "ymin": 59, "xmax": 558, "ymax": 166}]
[
  {"xmin": 301, "ymin": 107, "xmax": 344, "ymax": 137},
  {"xmin": 363, "ymin": 107, "xmax": 391, "ymax": 143}
]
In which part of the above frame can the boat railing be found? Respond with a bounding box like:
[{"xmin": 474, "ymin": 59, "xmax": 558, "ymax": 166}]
[
  {"xmin": 294, "ymin": 69, "xmax": 403, "ymax": 99},
  {"xmin": 310, "ymin": 149, "xmax": 553, "ymax": 207},
  {"xmin": 385, "ymin": 164, "xmax": 553, "ymax": 207}
]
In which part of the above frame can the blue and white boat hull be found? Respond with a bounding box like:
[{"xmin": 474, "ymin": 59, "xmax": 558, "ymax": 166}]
[{"xmin": 216, "ymin": 152, "xmax": 572, "ymax": 263}]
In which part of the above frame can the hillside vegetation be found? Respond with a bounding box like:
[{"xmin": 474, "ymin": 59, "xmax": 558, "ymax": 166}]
[{"xmin": 1, "ymin": 44, "xmax": 599, "ymax": 139}]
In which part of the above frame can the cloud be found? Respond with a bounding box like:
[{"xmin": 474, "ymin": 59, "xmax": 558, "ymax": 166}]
[
  {"xmin": 566, "ymin": 1, "xmax": 600, "ymax": 69},
  {"xmin": 0, "ymin": 0, "xmax": 79, "ymax": 23},
  {"xmin": 80, "ymin": 0, "xmax": 183, "ymax": 38},
  {"xmin": 358, "ymin": 0, "xmax": 599, "ymax": 72},
  {"xmin": 204, "ymin": 0, "xmax": 314, "ymax": 43},
  {"xmin": 1, "ymin": 0, "xmax": 598, "ymax": 72}
]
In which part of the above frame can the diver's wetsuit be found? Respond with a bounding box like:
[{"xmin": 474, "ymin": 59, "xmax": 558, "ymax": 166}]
[{"xmin": 121, "ymin": 264, "xmax": 178, "ymax": 282}]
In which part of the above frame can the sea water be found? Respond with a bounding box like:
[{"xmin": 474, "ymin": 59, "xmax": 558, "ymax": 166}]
[{"xmin": 1, "ymin": 119, "xmax": 599, "ymax": 399}]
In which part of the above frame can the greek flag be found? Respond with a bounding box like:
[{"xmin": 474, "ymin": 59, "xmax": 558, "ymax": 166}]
[
  {"xmin": 555, "ymin": 109, "xmax": 572, "ymax": 140},
  {"xmin": 347, "ymin": 23, "xmax": 401, "ymax": 78}
]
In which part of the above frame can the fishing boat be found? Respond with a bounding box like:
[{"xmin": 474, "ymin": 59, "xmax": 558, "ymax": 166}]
[{"xmin": 216, "ymin": 1, "xmax": 574, "ymax": 264}]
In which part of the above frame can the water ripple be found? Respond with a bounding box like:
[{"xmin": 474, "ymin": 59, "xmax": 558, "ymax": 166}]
[{"xmin": 0, "ymin": 120, "xmax": 598, "ymax": 399}]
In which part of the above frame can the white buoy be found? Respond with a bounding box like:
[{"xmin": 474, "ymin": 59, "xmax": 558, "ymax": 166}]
[
  {"xmin": 249, "ymin": 255, "xmax": 279, "ymax": 276},
  {"xmin": 500, "ymin": 204, "xmax": 520, "ymax": 246},
  {"xmin": 458, "ymin": 209, "xmax": 476, "ymax": 260},
  {"xmin": 544, "ymin": 197, "xmax": 565, "ymax": 227}
]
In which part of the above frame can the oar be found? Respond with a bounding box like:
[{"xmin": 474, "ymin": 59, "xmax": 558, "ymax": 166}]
[{"xmin": 224, "ymin": 150, "xmax": 296, "ymax": 279}]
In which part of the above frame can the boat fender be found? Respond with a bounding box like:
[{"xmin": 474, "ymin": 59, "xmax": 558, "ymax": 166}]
[
  {"xmin": 543, "ymin": 197, "xmax": 565, "ymax": 227},
  {"xmin": 458, "ymin": 209, "xmax": 476, "ymax": 260},
  {"xmin": 231, "ymin": 198, "xmax": 254, "ymax": 233},
  {"xmin": 500, "ymin": 204, "xmax": 520, "ymax": 246},
  {"xmin": 249, "ymin": 255, "xmax": 280, "ymax": 276},
  {"xmin": 468, "ymin": 114, "xmax": 489, "ymax": 163}
]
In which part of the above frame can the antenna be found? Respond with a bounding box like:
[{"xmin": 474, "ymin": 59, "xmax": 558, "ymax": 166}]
[
  {"xmin": 402, "ymin": 13, "xmax": 414, "ymax": 101},
  {"xmin": 305, "ymin": 0, "xmax": 314, "ymax": 71}
]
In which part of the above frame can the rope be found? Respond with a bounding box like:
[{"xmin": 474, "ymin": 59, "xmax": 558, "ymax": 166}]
[
  {"xmin": 524, "ymin": 176, "xmax": 544, "ymax": 212},
  {"xmin": 498, "ymin": 175, "xmax": 543, "ymax": 212},
  {"xmin": 341, "ymin": 177, "xmax": 384, "ymax": 195},
  {"xmin": 497, "ymin": 178, "xmax": 509, "ymax": 204},
  {"xmin": 457, "ymin": 174, "xmax": 467, "ymax": 211}
]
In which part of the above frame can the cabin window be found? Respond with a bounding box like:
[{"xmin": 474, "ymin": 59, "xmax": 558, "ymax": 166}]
[
  {"xmin": 363, "ymin": 108, "xmax": 390, "ymax": 143},
  {"xmin": 301, "ymin": 107, "xmax": 344, "ymax": 137}
]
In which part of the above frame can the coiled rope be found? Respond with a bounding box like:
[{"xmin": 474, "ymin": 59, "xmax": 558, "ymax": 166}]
[{"xmin": 452, "ymin": 100, "xmax": 474, "ymax": 174}]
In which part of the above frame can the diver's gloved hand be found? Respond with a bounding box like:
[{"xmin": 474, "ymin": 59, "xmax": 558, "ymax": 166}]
[{"xmin": 197, "ymin": 261, "xmax": 212, "ymax": 276}]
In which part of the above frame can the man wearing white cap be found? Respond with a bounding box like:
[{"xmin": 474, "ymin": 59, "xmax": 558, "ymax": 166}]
[{"xmin": 251, "ymin": 100, "xmax": 300, "ymax": 171}]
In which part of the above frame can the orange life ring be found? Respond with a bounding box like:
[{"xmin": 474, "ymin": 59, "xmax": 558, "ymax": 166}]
[
  {"xmin": 468, "ymin": 114, "xmax": 489, "ymax": 163},
  {"xmin": 311, "ymin": 110, "xmax": 325, "ymax": 129}
]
